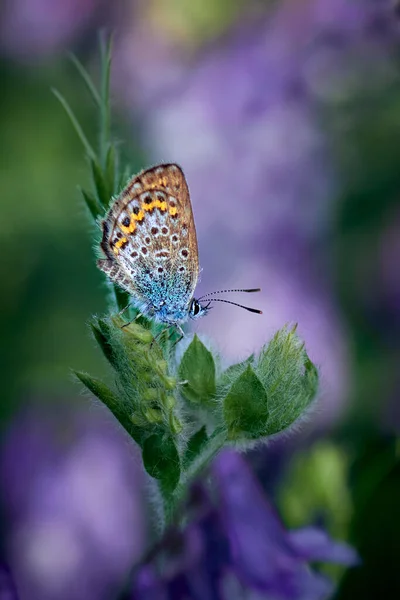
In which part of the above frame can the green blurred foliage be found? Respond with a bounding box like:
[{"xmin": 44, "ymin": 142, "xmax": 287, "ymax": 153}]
[
  {"xmin": 144, "ymin": 0, "xmax": 249, "ymax": 48},
  {"xmin": 335, "ymin": 438, "xmax": 400, "ymax": 598},
  {"xmin": 326, "ymin": 82, "xmax": 400, "ymax": 597},
  {"xmin": 327, "ymin": 78, "xmax": 400, "ymax": 433},
  {"xmin": 0, "ymin": 57, "xmax": 143, "ymax": 424},
  {"xmin": 279, "ymin": 442, "xmax": 352, "ymax": 540}
]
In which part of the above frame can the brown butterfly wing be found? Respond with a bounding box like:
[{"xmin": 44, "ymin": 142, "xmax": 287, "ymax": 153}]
[{"xmin": 98, "ymin": 164, "xmax": 199, "ymax": 316}]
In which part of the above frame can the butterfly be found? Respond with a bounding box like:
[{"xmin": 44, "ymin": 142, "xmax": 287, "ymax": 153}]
[{"xmin": 97, "ymin": 164, "xmax": 261, "ymax": 332}]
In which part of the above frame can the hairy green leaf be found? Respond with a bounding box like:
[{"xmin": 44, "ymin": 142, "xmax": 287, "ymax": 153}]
[
  {"xmin": 90, "ymin": 322, "xmax": 117, "ymax": 368},
  {"xmin": 183, "ymin": 426, "xmax": 209, "ymax": 469},
  {"xmin": 218, "ymin": 354, "xmax": 255, "ymax": 394},
  {"xmin": 178, "ymin": 335, "xmax": 216, "ymax": 404},
  {"xmin": 91, "ymin": 158, "xmax": 110, "ymax": 208},
  {"xmin": 79, "ymin": 186, "xmax": 102, "ymax": 220},
  {"xmin": 142, "ymin": 433, "xmax": 180, "ymax": 493},
  {"xmin": 74, "ymin": 371, "xmax": 143, "ymax": 445},
  {"xmin": 223, "ymin": 365, "xmax": 269, "ymax": 439},
  {"xmin": 256, "ymin": 325, "xmax": 319, "ymax": 435},
  {"xmin": 105, "ymin": 144, "xmax": 116, "ymax": 197}
]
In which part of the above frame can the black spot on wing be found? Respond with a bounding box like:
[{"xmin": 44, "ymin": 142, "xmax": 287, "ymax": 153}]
[{"xmin": 100, "ymin": 220, "xmax": 115, "ymax": 260}]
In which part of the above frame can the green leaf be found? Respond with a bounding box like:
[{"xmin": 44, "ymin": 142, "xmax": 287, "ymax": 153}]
[
  {"xmin": 75, "ymin": 370, "xmax": 116, "ymax": 404},
  {"xmin": 218, "ymin": 354, "xmax": 255, "ymax": 393},
  {"xmin": 74, "ymin": 371, "xmax": 143, "ymax": 445},
  {"xmin": 79, "ymin": 186, "xmax": 102, "ymax": 220},
  {"xmin": 120, "ymin": 164, "xmax": 132, "ymax": 189},
  {"xmin": 223, "ymin": 365, "xmax": 269, "ymax": 439},
  {"xmin": 99, "ymin": 32, "xmax": 113, "ymax": 166},
  {"xmin": 105, "ymin": 144, "xmax": 116, "ymax": 197},
  {"xmin": 142, "ymin": 433, "xmax": 180, "ymax": 493},
  {"xmin": 183, "ymin": 426, "xmax": 208, "ymax": 469},
  {"xmin": 91, "ymin": 158, "xmax": 110, "ymax": 208},
  {"xmin": 256, "ymin": 325, "xmax": 319, "ymax": 435},
  {"xmin": 69, "ymin": 52, "xmax": 101, "ymax": 107},
  {"xmin": 90, "ymin": 321, "xmax": 117, "ymax": 369},
  {"xmin": 52, "ymin": 88, "xmax": 97, "ymax": 162},
  {"xmin": 178, "ymin": 335, "xmax": 216, "ymax": 404}
]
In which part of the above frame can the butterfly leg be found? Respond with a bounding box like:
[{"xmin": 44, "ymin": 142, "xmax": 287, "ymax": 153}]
[
  {"xmin": 121, "ymin": 312, "xmax": 144, "ymax": 330},
  {"xmin": 149, "ymin": 325, "xmax": 183, "ymax": 350},
  {"xmin": 118, "ymin": 301, "xmax": 132, "ymax": 317},
  {"xmin": 168, "ymin": 325, "xmax": 184, "ymax": 349},
  {"xmin": 150, "ymin": 327, "xmax": 169, "ymax": 350}
]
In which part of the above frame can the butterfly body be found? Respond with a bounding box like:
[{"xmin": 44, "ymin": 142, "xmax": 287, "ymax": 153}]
[{"xmin": 98, "ymin": 163, "xmax": 209, "ymax": 325}]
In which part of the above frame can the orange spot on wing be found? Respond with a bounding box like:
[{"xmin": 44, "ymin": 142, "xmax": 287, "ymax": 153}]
[
  {"xmin": 169, "ymin": 207, "xmax": 178, "ymax": 217},
  {"xmin": 115, "ymin": 236, "xmax": 128, "ymax": 251},
  {"xmin": 121, "ymin": 222, "xmax": 136, "ymax": 235},
  {"xmin": 142, "ymin": 200, "xmax": 167, "ymax": 212},
  {"xmin": 120, "ymin": 211, "xmax": 144, "ymax": 234}
]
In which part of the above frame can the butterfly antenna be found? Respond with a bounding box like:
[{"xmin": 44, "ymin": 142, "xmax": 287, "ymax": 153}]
[
  {"xmin": 198, "ymin": 288, "xmax": 261, "ymax": 301},
  {"xmin": 208, "ymin": 298, "xmax": 262, "ymax": 314}
]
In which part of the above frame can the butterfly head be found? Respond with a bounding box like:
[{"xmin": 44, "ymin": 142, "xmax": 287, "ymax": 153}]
[{"xmin": 188, "ymin": 298, "xmax": 211, "ymax": 321}]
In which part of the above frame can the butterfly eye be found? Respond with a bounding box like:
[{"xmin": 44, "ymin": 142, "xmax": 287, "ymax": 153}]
[{"xmin": 189, "ymin": 299, "xmax": 200, "ymax": 317}]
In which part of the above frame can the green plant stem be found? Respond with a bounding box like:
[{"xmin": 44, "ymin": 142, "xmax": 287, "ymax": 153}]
[{"xmin": 161, "ymin": 428, "xmax": 228, "ymax": 526}]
